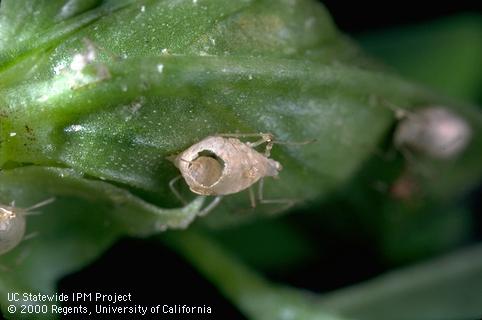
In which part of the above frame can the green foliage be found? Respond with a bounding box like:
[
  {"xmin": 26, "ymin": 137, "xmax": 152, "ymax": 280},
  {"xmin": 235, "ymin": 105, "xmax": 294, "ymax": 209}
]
[
  {"xmin": 0, "ymin": 1, "xmax": 481, "ymax": 319},
  {"xmin": 359, "ymin": 14, "xmax": 482, "ymax": 104},
  {"xmin": 167, "ymin": 230, "xmax": 482, "ymax": 320}
]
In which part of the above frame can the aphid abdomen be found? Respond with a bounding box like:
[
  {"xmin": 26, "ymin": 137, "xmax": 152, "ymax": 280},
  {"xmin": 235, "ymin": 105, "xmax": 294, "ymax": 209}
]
[
  {"xmin": 174, "ymin": 136, "xmax": 281, "ymax": 196},
  {"xmin": 0, "ymin": 211, "xmax": 26, "ymax": 255}
]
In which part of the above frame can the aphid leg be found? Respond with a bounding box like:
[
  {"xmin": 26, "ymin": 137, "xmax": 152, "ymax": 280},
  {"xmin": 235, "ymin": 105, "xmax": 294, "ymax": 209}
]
[
  {"xmin": 248, "ymin": 187, "xmax": 257, "ymax": 208},
  {"xmin": 399, "ymin": 146, "xmax": 433, "ymax": 178},
  {"xmin": 257, "ymin": 179, "xmax": 296, "ymax": 211},
  {"xmin": 246, "ymin": 135, "xmax": 275, "ymax": 157},
  {"xmin": 169, "ymin": 175, "xmax": 187, "ymax": 205},
  {"xmin": 14, "ymin": 247, "xmax": 31, "ymax": 266},
  {"xmin": 198, "ymin": 196, "xmax": 223, "ymax": 216},
  {"xmin": 22, "ymin": 232, "xmax": 39, "ymax": 242}
]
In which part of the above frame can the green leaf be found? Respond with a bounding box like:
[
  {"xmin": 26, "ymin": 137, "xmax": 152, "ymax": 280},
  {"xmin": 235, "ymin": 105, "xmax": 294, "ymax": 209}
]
[
  {"xmin": 211, "ymin": 218, "xmax": 316, "ymax": 272},
  {"xmin": 358, "ymin": 14, "xmax": 482, "ymax": 104},
  {"xmin": 319, "ymin": 243, "xmax": 482, "ymax": 320},
  {"xmin": 1, "ymin": 1, "xmax": 481, "ymax": 319},
  {"xmin": 0, "ymin": 166, "xmax": 204, "ymax": 319},
  {"xmin": 1, "ymin": 0, "xmax": 454, "ymax": 223},
  {"xmin": 164, "ymin": 230, "xmax": 348, "ymax": 320},
  {"xmin": 165, "ymin": 231, "xmax": 482, "ymax": 320}
]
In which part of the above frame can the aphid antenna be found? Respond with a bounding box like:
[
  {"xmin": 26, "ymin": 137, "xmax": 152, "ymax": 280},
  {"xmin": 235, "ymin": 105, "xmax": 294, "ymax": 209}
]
[
  {"xmin": 379, "ymin": 98, "xmax": 415, "ymax": 120},
  {"xmin": 216, "ymin": 132, "xmax": 314, "ymax": 151},
  {"xmin": 222, "ymin": 132, "xmax": 316, "ymax": 146},
  {"xmin": 263, "ymin": 138, "xmax": 316, "ymax": 157},
  {"xmin": 216, "ymin": 133, "xmax": 275, "ymax": 155},
  {"xmin": 216, "ymin": 132, "xmax": 273, "ymax": 139},
  {"xmin": 24, "ymin": 197, "xmax": 55, "ymax": 213},
  {"xmin": 271, "ymin": 138, "xmax": 317, "ymax": 146}
]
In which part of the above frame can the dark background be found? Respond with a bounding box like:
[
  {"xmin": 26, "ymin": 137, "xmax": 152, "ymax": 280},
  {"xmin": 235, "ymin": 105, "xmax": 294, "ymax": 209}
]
[
  {"xmin": 321, "ymin": 1, "xmax": 480, "ymax": 33},
  {"xmin": 58, "ymin": 2, "xmax": 481, "ymax": 319}
]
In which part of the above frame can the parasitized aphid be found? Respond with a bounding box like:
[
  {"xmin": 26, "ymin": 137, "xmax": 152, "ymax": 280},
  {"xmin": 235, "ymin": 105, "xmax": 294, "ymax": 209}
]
[
  {"xmin": 394, "ymin": 106, "xmax": 472, "ymax": 159},
  {"xmin": 0, "ymin": 198, "xmax": 55, "ymax": 255},
  {"xmin": 169, "ymin": 133, "xmax": 310, "ymax": 215},
  {"xmin": 378, "ymin": 105, "xmax": 472, "ymax": 201}
]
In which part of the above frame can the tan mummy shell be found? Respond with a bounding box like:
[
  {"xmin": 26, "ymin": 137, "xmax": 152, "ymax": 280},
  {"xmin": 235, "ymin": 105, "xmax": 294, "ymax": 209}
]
[
  {"xmin": 394, "ymin": 107, "xmax": 472, "ymax": 158},
  {"xmin": 173, "ymin": 136, "xmax": 282, "ymax": 196},
  {"xmin": 0, "ymin": 207, "xmax": 26, "ymax": 255}
]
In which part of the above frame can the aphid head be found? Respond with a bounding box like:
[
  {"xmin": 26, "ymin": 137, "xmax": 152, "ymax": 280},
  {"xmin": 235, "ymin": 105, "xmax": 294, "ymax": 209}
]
[
  {"xmin": 394, "ymin": 107, "xmax": 472, "ymax": 159},
  {"xmin": 187, "ymin": 150, "xmax": 225, "ymax": 188}
]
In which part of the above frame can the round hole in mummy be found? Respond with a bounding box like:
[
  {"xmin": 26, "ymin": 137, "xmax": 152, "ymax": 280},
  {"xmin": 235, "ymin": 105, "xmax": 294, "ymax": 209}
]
[{"xmin": 188, "ymin": 150, "xmax": 225, "ymax": 187}]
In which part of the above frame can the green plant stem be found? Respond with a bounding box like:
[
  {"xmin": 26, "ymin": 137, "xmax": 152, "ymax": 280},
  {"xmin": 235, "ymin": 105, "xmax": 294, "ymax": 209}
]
[{"xmin": 163, "ymin": 230, "xmax": 347, "ymax": 320}]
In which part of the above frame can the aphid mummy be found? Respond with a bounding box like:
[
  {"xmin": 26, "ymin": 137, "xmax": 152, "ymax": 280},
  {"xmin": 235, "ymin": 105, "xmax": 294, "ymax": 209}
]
[
  {"xmin": 0, "ymin": 198, "xmax": 54, "ymax": 255},
  {"xmin": 394, "ymin": 107, "xmax": 472, "ymax": 159},
  {"xmin": 172, "ymin": 135, "xmax": 282, "ymax": 196},
  {"xmin": 0, "ymin": 207, "xmax": 26, "ymax": 255}
]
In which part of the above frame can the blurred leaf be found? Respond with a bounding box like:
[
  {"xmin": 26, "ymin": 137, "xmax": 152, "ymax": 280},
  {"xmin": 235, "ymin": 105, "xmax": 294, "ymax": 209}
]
[
  {"xmin": 164, "ymin": 230, "xmax": 348, "ymax": 320},
  {"xmin": 378, "ymin": 201, "xmax": 472, "ymax": 264},
  {"xmin": 320, "ymin": 243, "xmax": 482, "ymax": 320},
  {"xmin": 166, "ymin": 231, "xmax": 482, "ymax": 320},
  {"xmin": 358, "ymin": 14, "xmax": 482, "ymax": 104},
  {"xmin": 325, "ymin": 144, "xmax": 482, "ymax": 264},
  {"xmin": 211, "ymin": 218, "xmax": 316, "ymax": 272}
]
